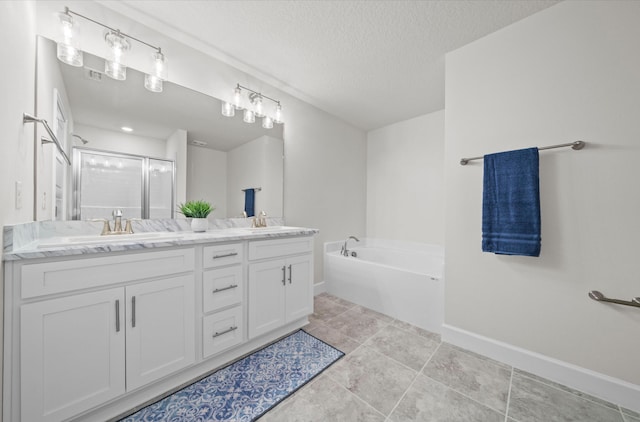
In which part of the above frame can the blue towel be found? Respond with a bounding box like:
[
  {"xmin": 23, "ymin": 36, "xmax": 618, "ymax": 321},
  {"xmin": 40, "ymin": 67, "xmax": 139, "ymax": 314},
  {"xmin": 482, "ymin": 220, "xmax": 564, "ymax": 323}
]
[
  {"xmin": 482, "ymin": 147, "xmax": 541, "ymax": 257},
  {"xmin": 244, "ymin": 189, "xmax": 255, "ymax": 217}
]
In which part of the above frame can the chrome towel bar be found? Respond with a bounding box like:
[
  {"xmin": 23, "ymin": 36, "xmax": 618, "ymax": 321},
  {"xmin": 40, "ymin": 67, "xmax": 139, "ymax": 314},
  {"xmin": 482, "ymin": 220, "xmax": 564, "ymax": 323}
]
[
  {"xmin": 460, "ymin": 140, "xmax": 585, "ymax": 165},
  {"xmin": 23, "ymin": 113, "xmax": 71, "ymax": 165},
  {"xmin": 588, "ymin": 290, "xmax": 640, "ymax": 309}
]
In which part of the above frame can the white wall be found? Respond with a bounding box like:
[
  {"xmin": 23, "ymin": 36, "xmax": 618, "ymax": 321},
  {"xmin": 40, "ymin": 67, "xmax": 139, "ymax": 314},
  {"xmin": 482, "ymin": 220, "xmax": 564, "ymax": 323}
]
[
  {"xmin": 165, "ymin": 129, "xmax": 187, "ymax": 207},
  {"xmin": 227, "ymin": 136, "xmax": 284, "ymax": 218},
  {"xmin": 73, "ymin": 124, "xmax": 167, "ymax": 158},
  {"xmin": 0, "ymin": 2, "xmax": 37, "ymax": 418},
  {"xmin": 367, "ymin": 110, "xmax": 444, "ymax": 244},
  {"xmin": 445, "ymin": 0, "xmax": 640, "ymax": 390},
  {"xmin": 186, "ymin": 146, "xmax": 227, "ymax": 218}
]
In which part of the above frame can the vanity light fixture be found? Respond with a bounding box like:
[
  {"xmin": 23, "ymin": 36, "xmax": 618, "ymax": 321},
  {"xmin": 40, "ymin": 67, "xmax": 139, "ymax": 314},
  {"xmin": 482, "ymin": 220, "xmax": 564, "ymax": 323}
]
[
  {"xmin": 56, "ymin": 7, "xmax": 168, "ymax": 92},
  {"xmin": 224, "ymin": 84, "xmax": 284, "ymax": 127}
]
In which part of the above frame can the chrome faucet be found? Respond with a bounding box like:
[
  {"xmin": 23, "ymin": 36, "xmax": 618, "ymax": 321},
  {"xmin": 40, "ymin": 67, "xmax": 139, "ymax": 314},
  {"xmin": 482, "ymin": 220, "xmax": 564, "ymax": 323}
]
[
  {"xmin": 112, "ymin": 209, "xmax": 123, "ymax": 233},
  {"xmin": 252, "ymin": 210, "xmax": 267, "ymax": 228},
  {"xmin": 92, "ymin": 210, "xmax": 137, "ymax": 235},
  {"xmin": 341, "ymin": 236, "xmax": 360, "ymax": 256}
]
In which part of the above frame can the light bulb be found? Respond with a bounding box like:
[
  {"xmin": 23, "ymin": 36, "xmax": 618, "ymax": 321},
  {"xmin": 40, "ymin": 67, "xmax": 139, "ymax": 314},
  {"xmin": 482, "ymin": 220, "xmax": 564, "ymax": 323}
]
[
  {"xmin": 243, "ymin": 108, "xmax": 255, "ymax": 124},
  {"xmin": 262, "ymin": 116, "xmax": 273, "ymax": 129},
  {"xmin": 274, "ymin": 104, "xmax": 283, "ymax": 124},
  {"xmin": 221, "ymin": 102, "xmax": 235, "ymax": 117},
  {"xmin": 233, "ymin": 87, "xmax": 243, "ymax": 109},
  {"xmin": 150, "ymin": 50, "xmax": 167, "ymax": 80}
]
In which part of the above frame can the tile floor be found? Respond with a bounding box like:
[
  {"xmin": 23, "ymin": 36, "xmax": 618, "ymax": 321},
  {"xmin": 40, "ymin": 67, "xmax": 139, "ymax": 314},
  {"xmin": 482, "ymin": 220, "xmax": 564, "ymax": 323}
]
[{"xmin": 261, "ymin": 293, "xmax": 639, "ymax": 422}]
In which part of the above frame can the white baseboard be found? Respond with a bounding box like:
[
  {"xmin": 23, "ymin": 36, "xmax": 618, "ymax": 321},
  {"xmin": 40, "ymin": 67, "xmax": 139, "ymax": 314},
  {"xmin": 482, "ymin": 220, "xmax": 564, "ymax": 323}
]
[
  {"xmin": 313, "ymin": 281, "xmax": 326, "ymax": 296},
  {"xmin": 441, "ymin": 324, "xmax": 640, "ymax": 413}
]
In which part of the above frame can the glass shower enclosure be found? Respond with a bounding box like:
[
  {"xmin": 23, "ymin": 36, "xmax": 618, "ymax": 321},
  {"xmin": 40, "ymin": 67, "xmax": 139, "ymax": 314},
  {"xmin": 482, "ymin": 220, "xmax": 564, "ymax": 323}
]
[{"xmin": 72, "ymin": 148, "xmax": 175, "ymax": 221}]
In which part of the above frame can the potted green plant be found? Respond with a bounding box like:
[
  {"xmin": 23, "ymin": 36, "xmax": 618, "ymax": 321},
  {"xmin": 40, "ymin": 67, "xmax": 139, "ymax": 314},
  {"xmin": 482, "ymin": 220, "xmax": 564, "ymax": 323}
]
[{"xmin": 178, "ymin": 200, "xmax": 214, "ymax": 232}]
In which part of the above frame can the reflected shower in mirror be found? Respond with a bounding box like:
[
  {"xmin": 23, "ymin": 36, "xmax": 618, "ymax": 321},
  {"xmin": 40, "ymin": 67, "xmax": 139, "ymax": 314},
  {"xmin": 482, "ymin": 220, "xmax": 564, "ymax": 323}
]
[{"xmin": 35, "ymin": 35, "xmax": 284, "ymax": 221}]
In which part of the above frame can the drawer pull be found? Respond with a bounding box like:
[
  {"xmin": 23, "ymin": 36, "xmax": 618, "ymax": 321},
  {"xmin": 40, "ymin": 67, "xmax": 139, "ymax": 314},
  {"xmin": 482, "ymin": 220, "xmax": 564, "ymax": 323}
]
[
  {"xmin": 115, "ymin": 300, "xmax": 120, "ymax": 332},
  {"xmin": 212, "ymin": 284, "xmax": 239, "ymax": 294},
  {"xmin": 212, "ymin": 252, "xmax": 238, "ymax": 259},
  {"xmin": 212, "ymin": 326, "xmax": 238, "ymax": 338}
]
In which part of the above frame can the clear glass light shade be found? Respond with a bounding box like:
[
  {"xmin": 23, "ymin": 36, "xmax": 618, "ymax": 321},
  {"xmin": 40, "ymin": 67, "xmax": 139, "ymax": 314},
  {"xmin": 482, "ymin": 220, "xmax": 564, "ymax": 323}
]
[
  {"xmin": 104, "ymin": 31, "xmax": 130, "ymax": 80},
  {"xmin": 254, "ymin": 96, "xmax": 264, "ymax": 117},
  {"xmin": 144, "ymin": 74, "xmax": 163, "ymax": 92},
  {"xmin": 105, "ymin": 60, "xmax": 127, "ymax": 80},
  {"xmin": 57, "ymin": 43, "xmax": 83, "ymax": 67},
  {"xmin": 233, "ymin": 87, "xmax": 243, "ymax": 109},
  {"xmin": 149, "ymin": 50, "xmax": 167, "ymax": 80},
  {"xmin": 262, "ymin": 116, "xmax": 274, "ymax": 129},
  {"xmin": 243, "ymin": 108, "xmax": 255, "ymax": 124},
  {"xmin": 221, "ymin": 102, "xmax": 235, "ymax": 117},
  {"xmin": 56, "ymin": 11, "xmax": 83, "ymax": 66},
  {"xmin": 274, "ymin": 104, "xmax": 283, "ymax": 124}
]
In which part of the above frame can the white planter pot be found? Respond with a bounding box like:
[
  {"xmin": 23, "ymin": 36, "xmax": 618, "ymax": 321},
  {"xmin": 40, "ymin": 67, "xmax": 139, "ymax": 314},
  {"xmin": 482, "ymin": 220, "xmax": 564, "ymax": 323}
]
[{"xmin": 191, "ymin": 218, "xmax": 208, "ymax": 232}]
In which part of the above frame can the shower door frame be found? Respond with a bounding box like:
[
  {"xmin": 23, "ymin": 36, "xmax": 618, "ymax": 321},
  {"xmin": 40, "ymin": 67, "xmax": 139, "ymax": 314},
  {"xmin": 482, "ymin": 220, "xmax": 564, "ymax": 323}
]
[{"xmin": 72, "ymin": 147, "xmax": 175, "ymax": 221}]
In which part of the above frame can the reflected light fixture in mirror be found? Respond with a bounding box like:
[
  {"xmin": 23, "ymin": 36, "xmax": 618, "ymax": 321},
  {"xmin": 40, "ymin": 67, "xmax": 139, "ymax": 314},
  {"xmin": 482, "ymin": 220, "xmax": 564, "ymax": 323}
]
[
  {"xmin": 56, "ymin": 8, "xmax": 83, "ymax": 66},
  {"xmin": 104, "ymin": 30, "xmax": 129, "ymax": 80},
  {"xmin": 144, "ymin": 49, "xmax": 167, "ymax": 92},
  {"xmin": 55, "ymin": 7, "xmax": 167, "ymax": 92},
  {"xmin": 226, "ymin": 84, "xmax": 284, "ymax": 128}
]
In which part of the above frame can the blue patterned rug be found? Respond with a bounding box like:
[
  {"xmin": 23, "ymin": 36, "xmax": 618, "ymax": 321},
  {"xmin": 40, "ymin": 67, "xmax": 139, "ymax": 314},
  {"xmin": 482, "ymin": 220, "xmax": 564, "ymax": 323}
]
[{"xmin": 119, "ymin": 329, "xmax": 344, "ymax": 421}]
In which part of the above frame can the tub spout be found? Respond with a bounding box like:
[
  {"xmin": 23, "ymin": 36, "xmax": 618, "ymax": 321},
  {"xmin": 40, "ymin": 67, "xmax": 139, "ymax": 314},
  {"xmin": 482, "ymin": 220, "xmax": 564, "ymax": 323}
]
[{"xmin": 341, "ymin": 236, "xmax": 360, "ymax": 256}]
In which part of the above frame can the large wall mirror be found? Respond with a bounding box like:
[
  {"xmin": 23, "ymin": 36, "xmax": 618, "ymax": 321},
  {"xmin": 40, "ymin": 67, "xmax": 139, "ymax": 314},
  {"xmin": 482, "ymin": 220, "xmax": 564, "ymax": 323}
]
[{"xmin": 35, "ymin": 35, "xmax": 284, "ymax": 221}]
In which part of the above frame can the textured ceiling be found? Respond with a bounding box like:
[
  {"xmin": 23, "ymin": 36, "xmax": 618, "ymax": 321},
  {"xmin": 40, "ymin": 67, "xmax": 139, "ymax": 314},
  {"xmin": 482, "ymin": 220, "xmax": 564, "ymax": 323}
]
[{"xmin": 110, "ymin": 0, "xmax": 560, "ymax": 131}]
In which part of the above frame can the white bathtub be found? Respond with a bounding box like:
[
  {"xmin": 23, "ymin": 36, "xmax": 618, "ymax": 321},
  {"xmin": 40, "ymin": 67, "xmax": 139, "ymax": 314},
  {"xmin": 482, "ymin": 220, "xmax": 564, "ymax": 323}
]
[{"xmin": 324, "ymin": 239, "xmax": 444, "ymax": 333}]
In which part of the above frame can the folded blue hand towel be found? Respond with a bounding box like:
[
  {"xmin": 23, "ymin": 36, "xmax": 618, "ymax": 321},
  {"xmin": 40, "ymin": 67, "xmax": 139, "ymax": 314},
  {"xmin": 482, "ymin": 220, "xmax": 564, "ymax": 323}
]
[
  {"xmin": 244, "ymin": 189, "xmax": 255, "ymax": 217},
  {"xmin": 482, "ymin": 147, "xmax": 541, "ymax": 257}
]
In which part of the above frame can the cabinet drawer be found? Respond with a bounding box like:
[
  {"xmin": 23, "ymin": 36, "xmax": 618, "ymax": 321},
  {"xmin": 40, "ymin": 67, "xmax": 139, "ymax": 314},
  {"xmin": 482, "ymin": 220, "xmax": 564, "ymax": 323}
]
[
  {"xmin": 203, "ymin": 307, "xmax": 244, "ymax": 359},
  {"xmin": 248, "ymin": 237, "xmax": 313, "ymax": 261},
  {"xmin": 21, "ymin": 249, "xmax": 195, "ymax": 299},
  {"xmin": 203, "ymin": 243, "xmax": 243, "ymax": 269},
  {"xmin": 203, "ymin": 266, "xmax": 243, "ymax": 313}
]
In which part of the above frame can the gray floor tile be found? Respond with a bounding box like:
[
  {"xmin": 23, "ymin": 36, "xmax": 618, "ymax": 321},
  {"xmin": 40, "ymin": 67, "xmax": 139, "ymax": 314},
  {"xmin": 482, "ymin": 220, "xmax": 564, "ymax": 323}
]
[
  {"xmin": 364, "ymin": 324, "xmax": 439, "ymax": 371},
  {"xmin": 304, "ymin": 323, "xmax": 361, "ymax": 355},
  {"xmin": 392, "ymin": 319, "xmax": 442, "ymax": 342},
  {"xmin": 508, "ymin": 372, "xmax": 625, "ymax": 422},
  {"xmin": 310, "ymin": 295, "xmax": 351, "ymax": 323},
  {"xmin": 513, "ymin": 368, "xmax": 619, "ymax": 412},
  {"xmin": 325, "ymin": 307, "xmax": 391, "ymax": 343},
  {"xmin": 423, "ymin": 343, "xmax": 511, "ymax": 413},
  {"xmin": 350, "ymin": 304, "xmax": 395, "ymax": 324},
  {"xmin": 622, "ymin": 407, "xmax": 640, "ymax": 420},
  {"xmin": 326, "ymin": 345, "xmax": 416, "ymax": 416},
  {"xmin": 389, "ymin": 373, "xmax": 504, "ymax": 422},
  {"xmin": 260, "ymin": 374, "xmax": 385, "ymax": 422},
  {"xmin": 322, "ymin": 293, "xmax": 358, "ymax": 309}
]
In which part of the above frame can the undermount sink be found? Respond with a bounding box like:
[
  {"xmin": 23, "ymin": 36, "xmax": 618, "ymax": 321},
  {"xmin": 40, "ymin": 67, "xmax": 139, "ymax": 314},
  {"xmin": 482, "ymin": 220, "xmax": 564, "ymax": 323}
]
[{"xmin": 38, "ymin": 232, "xmax": 184, "ymax": 248}]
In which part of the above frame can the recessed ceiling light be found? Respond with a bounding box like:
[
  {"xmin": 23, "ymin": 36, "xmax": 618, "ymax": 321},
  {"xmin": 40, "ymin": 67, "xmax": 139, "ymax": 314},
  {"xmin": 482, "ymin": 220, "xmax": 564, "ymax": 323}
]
[{"xmin": 121, "ymin": 126, "xmax": 133, "ymax": 132}]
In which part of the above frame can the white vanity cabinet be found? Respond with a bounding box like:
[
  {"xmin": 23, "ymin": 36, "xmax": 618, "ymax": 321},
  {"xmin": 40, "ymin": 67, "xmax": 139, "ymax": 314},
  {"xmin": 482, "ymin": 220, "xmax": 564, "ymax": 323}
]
[
  {"xmin": 4, "ymin": 230, "xmax": 316, "ymax": 422},
  {"xmin": 248, "ymin": 237, "xmax": 314, "ymax": 339},
  {"xmin": 9, "ymin": 248, "xmax": 195, "ymax": 422}
]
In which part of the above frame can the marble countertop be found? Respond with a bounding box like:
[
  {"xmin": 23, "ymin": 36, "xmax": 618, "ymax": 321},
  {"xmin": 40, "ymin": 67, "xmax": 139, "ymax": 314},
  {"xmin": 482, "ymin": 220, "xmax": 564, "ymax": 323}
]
[{"xmin": 3, "ymin": 219, "xmax": 318, "ymax": 261}]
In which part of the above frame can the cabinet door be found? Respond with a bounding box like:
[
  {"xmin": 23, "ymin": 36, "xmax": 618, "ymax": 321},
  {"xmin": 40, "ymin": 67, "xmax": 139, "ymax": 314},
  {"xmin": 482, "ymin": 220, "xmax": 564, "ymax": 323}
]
[
  {"xmin": 285, "ymin": 255, "xmax": 313, "ymax": 322},
  {"xmin": 126, "ymin": 275, "xmax": 195, "ymax": 391},
  {"xmin": 21, "ymin": 288, "xmax": 125, "ymax": 422},
  {"xmin": 248, "ymin": 259, "xmax": 286, "ymax": 338}
]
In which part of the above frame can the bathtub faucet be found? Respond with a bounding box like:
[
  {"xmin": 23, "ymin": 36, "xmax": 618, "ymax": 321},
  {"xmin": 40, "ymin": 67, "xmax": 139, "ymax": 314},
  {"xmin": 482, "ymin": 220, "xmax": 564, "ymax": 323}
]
[{"xmin": 341, "ymin": 236, "xmax": 360, "ymax": 256}]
